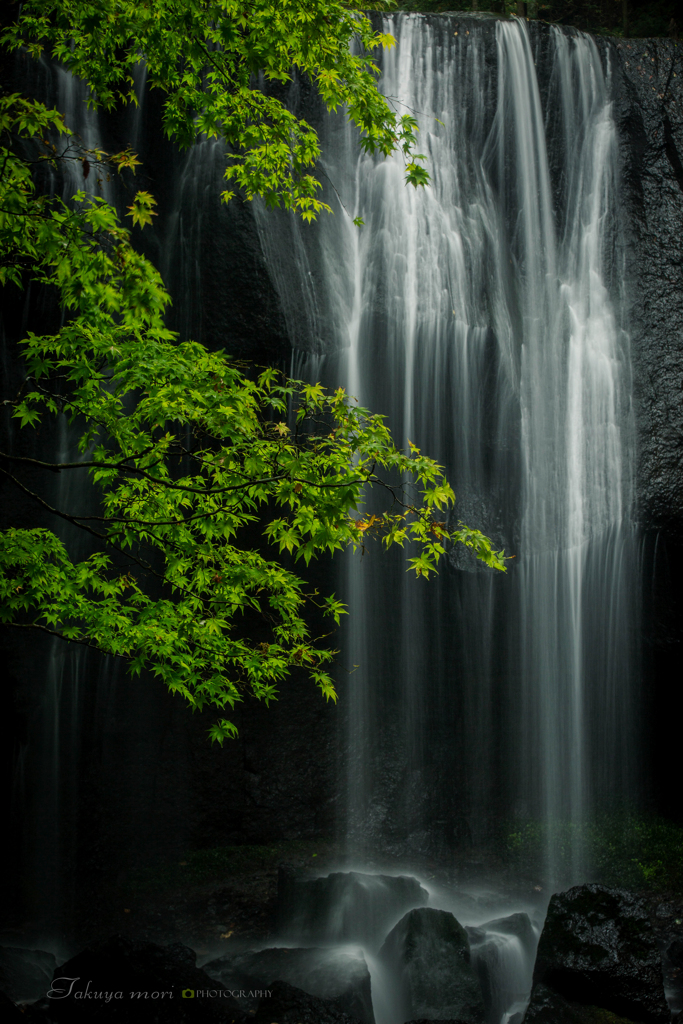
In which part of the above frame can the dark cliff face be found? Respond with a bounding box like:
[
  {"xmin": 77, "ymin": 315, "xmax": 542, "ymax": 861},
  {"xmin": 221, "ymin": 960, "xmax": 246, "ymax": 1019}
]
[
  {"xmin": 606, "ymin": 35, "xmax": 683, "ymax": 814},
  {"xmin": 130, "ymin": 88, "xmax": 292, "ymax": 365},
  {"xmin": 611, "ymin": 36, "xmax": 683, "ymax": 536}
]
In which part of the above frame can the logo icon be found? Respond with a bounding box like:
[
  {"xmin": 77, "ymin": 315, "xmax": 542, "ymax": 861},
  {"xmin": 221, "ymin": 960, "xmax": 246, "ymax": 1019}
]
[{"xmin": 181, "ymin": 989, "xmax": 195, "ymax": 999}]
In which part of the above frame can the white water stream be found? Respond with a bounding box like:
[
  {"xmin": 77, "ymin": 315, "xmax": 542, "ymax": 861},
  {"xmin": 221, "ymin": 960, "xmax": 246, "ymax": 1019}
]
[{"xmin": 256, "ymin": 15, "xmax": 639, "ymax": 882}]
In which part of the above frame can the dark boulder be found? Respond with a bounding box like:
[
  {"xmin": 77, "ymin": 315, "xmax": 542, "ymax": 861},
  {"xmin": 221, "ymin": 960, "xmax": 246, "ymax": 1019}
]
[
  {"xmin": 43, "ymin": 935, "xmax": 242, "ymax": 1021},
  {"xmin": 277, "ymin": 867, "xmax": 428, "ymax": 946},
  {"xmin": 250, "ymin": 979, "xmax": 363, "ymax": 1024},
  {"xmin": 530, "ymin": 884, "xmax": 669, "ymax": 1023},
  {"xmin": 204, "ymin": 946, "xmax": 373, "ymax": 1024},
  {"xmin": 378, "ymin": 907, "xmax": 485, "ymax": 1023},
  {"xmin": 0, "ymin": 946, "xmax": 57, "ymax": 1002}
]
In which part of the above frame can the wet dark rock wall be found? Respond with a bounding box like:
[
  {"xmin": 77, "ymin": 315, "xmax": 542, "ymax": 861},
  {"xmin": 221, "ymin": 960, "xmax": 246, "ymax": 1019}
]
[
  {"xmin": 609, "ymin": 35, "xmax": 683, "ymax": 816},
  {"xmin": 615, "ymin": 37, "xmax": 683, "ymax": 533}
]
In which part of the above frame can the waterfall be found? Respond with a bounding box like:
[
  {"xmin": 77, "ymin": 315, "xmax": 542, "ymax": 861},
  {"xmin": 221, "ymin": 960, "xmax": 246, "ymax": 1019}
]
[
  {"xmin": 4, "ymin": 62, "xmax": 191, "ymax": 940},
  {"xmin": 255, "ymin": 14, "xmax": 639, "ymax": 880},
  {"xmin": 7, "ymin": 68, "xmax": 111, "ymax": 936}
]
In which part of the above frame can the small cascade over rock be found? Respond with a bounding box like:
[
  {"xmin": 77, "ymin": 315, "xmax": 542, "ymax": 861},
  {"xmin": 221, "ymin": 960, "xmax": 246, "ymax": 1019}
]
[
  {"xmin": 276, "ymin": 869, "xmax": 428, "ymax": 946},
  {"xmin": 467, "ymin": 913, "xmax": 538, "ymax": 1024}
]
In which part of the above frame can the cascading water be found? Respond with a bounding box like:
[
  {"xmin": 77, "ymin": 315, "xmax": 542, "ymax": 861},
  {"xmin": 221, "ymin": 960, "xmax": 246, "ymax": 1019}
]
[
  {"xmin": 510, "ymin": 23, "xmax": 638, "ymax": 876},
  {"xmin": 4, "ymin": 61, "xmax": 192, "ymax": 941},
  {"xmin": 255, "ymin": 14, "xmax": 640, "ymax": 881},
  {"xmin": 7, "ymin": 67, "xmax": 114, "ymax": 937}
]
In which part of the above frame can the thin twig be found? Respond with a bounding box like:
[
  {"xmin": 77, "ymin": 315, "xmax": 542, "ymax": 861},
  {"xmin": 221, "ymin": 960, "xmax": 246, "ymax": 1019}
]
[{"xmin": 3, "ymin": 620, "xmax": 133, "ymax": 659}]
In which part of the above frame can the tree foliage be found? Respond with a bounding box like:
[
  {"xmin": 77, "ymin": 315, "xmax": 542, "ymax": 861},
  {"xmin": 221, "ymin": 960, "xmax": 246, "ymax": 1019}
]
[
  {"xmin": 3, "ymin": 0, "xmax": 431, "ymax": 218},
  {"xmin": 0, "ymin": 5, "xmax": 506, "ymax": 741}
]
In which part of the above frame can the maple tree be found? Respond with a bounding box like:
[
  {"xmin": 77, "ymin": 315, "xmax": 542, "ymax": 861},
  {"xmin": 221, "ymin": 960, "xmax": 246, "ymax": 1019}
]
[{"xmin": 0, "ymin": 3, "xmax": 505, "ymax": 742}]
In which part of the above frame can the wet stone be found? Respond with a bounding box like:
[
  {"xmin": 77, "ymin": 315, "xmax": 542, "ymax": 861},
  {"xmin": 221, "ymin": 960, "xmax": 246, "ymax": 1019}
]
[
  {"xmin": 43, "ymin": 935, "xmax": 241, "ymax": 1021},
  {"xmin": 531, "ymin": 884, "xmax": 670, "ymax": 1024},
  {"xmin": 204, "ymin": 945, "xmax": 374, "ymax": 1024},
  {"xmin": 378, "ymin": 907, "xmax": 485, "ymax": 1024},
  {"xmin": 251, "ymin": 979, "xmax": 363, "ymax": 1024}
]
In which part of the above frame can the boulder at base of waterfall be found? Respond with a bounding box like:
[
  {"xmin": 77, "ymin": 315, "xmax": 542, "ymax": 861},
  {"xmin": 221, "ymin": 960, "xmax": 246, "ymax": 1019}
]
[
  {"xmin": 524, "ymin": 982, "xmax": 643, "ymax": 1023},
  {"xmin": 43, "ymin": 935, "xmax": 241, "ymax": 1021},
  {"xmin": 250, "ymin": 980, "xmax": 364, "ymax": 1024},
  {"xmin": 466, "ymin": 912, "xmax": 536, "ymax": 1023},
  {"xmin": 204, "ymin": 946, "xmax": 373, "ymax": 1024},
  {"xmin": 276, "ymin": 867, "xmax": 428, "ymax": 945},
  {"xmin": 378, "ymin": 907, "xmax": 485, "ymax": 1023},
  {"xmin": 530, "ymin": 884, "xmax": 669, "ymax": 1023},
  {"xmin": 0, "ymin": 946, "xmax": 57, "ymax": 1002}
]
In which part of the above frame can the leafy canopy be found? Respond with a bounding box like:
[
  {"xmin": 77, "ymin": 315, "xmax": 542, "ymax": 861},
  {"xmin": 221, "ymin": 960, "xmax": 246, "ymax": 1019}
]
[
  {"xmin": 0, "ymin": 5, "xmax": 506, "ymax": 741},
  {"xmin": 3, "ymin": 0, "xmax": 431, "ymax": 219}
]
